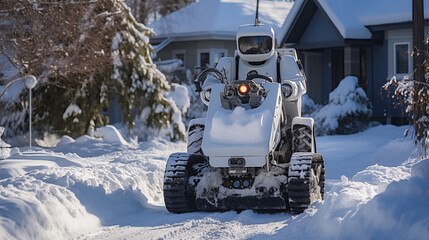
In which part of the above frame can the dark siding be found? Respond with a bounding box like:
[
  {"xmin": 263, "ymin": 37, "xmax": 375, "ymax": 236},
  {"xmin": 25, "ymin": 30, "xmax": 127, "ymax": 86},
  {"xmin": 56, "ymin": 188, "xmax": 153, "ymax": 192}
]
[
  {"xmin": 300, "ymin": 9, "xmax": 341, "ymax": 44},
  {"xmin": 321, "ymin": 49, "xmax": 332, "ymax": 103},
  {"xmin": 372, "ymin": 41, "xmax": 391, "ymax": 120}
]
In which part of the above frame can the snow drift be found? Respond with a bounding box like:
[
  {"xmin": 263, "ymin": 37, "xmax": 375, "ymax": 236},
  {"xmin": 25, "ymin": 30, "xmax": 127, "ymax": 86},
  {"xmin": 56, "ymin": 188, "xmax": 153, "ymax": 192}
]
[{"xmin": 0, "ymin": 124, "xmax": 428, "ymax": 240}]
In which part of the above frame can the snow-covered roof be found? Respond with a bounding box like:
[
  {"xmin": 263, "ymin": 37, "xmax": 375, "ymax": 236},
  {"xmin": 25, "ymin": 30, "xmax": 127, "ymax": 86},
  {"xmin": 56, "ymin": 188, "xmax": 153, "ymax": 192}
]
[
  {"xmin": 281, "ymin": 0, "xmax": 429, "ymax": 40},
  {"xmin": 149, "ymin": 0, "xmax": 293, "ymax": 45}
]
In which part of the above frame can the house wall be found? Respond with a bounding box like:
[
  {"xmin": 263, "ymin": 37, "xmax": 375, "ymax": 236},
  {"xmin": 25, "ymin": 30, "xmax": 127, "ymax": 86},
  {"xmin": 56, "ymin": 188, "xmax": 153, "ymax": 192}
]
[
  {"xmin": 386, "ymin": 28, "xmax": 413, "ymax": 80},
  {"xmin": 294, "ymin": 7, "xmax": 343, "ymax": 104},
  {"xmin": 385, "ymin": 27, "xmax": 429, "ymax": 80},
  {"xmin": 370, "ymin": 42, "xmax": 390, "ymax": 120},
  {"xmin": 379, "ymin": 27, "xmax": 429, "ymax": 122},
  {"xmin": 299, "ymin": 9, "xmax": 340, "ymax": 44},
  {"xmin": 155, "ymin": 40, "xmax": 237, "ymax": 73}
]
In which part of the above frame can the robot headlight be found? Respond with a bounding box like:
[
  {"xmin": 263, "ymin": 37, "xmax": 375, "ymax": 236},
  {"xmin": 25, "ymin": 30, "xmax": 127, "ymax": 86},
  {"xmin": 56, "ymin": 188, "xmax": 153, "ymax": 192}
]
[
  {"xmin": 238, "ymin": 84, "xmax": 250, "ymax": 96},
  {"xmin": 238, "ymin": 36, "xmax": 273, "ymax": 55}
]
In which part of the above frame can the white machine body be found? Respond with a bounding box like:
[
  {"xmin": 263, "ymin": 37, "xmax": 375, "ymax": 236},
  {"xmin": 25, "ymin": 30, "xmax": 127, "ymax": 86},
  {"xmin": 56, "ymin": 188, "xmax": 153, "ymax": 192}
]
[
  {"xmin": 199, "ymin": 24, "xmax": 312, "ymax": 168},
  {"xmin": 201, "ymin": 83, "xmax": 283, "ymax": 167}
]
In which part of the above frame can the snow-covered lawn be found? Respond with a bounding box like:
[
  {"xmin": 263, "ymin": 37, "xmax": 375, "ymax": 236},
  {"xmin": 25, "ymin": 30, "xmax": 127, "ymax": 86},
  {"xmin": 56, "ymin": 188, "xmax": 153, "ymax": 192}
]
[{"xmin": 0, "ymin": 124, "xmax": 428, "ymax": 240}]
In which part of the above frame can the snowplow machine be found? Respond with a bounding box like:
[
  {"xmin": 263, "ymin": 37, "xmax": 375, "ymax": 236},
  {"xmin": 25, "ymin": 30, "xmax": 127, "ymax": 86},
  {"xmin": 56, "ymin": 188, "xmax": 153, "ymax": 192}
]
[{"xmin": 163, "ymin": 23, "xmax": 324, "ymax": 214}]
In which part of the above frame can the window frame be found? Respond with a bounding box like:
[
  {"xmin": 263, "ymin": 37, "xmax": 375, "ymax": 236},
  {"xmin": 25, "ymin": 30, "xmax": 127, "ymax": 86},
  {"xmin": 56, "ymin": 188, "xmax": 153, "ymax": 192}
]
[
  {"xmin": 197, "ymin": 48, "xmax": 228, "ymax": 69},
  {"xmin": 172, "ymin": 49, "xmax": 186, "ymax": 67},
  {"xmin": 393, "ymin": 42, "xmax": 411, "ymax": 75}
]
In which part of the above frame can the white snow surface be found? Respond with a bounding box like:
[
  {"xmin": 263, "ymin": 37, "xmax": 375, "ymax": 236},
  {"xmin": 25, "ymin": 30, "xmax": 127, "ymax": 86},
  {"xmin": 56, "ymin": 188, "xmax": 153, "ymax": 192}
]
[
  {"xmin": 280, "ymin": 0, "xmax": 429, "ymax": 40},
  {"xmin": 149, "ymin": 0, "xmax": 293, "ymax": 45},
  {"xmin": 0, "ymin": 124, "xmax": 428, "ymax": 239},
  {"xmin": 154, "ymin": 59, "xmax": 183, "ymax": 73},
  {"xmin": 209, "ymin": 106, "xmax": 271, "ymax": 144},
  {"xmin": 93, "ymin": 125, "xmax": 129, "ymax": 145}
]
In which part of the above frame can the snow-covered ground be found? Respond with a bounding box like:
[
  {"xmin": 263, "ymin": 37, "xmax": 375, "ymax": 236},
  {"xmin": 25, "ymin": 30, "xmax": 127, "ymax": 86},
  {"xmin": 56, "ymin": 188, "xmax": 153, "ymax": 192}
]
[{"xmin": 0, "ymin": 124, "xmax": 428, "ymax": 240}]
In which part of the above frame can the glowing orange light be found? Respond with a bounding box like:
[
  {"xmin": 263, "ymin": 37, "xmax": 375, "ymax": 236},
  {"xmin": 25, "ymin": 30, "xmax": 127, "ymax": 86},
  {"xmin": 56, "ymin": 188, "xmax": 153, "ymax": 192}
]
[{"xmin": 238, "ymin": 84, "xmax": 250, "ymax": 96}]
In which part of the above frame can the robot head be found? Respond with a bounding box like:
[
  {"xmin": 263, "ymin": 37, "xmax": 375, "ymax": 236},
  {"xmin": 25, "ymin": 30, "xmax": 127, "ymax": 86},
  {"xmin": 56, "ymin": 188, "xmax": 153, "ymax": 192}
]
[{"xmin": 236, "ymin": 24, "xmax": 275, "ymax": 62}]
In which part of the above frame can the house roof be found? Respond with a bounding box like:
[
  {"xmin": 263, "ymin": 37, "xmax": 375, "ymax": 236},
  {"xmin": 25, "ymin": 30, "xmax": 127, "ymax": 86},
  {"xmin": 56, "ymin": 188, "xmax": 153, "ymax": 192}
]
[
  {"xmin": 280, "ymin": 0, "xmax": 429, "ymax": 44},
  {"xmin": 149, "ymin": 0, "xmax": 293, "ymax": 45}
]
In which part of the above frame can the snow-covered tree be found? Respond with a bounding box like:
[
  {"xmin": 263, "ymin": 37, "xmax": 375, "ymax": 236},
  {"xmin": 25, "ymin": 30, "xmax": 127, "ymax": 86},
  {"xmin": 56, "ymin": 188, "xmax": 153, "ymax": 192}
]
[{"xmin": 0, "ymin": 0, "xmax": 185, "ymax": 141}]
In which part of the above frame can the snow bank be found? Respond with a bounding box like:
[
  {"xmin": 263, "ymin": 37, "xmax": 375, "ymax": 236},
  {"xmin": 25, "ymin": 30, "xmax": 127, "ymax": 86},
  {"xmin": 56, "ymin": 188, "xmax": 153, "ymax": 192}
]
[
  {"xmin": 329, "ymin": 160, "xmax": 429, "ymax": 240},
  {"xmin": 94, "ymin": 125, "xmax": 129, "ymax": 145},
  {"xmin": 0, "ymin": 136, "xmax": 186, "ymax": 239},
  {"xmin": 412, "ymin": 157, "xmax": 429, "ymax": 180},
  {"xmin": 269, "ymin": 161, "xmax": 428, "ymax": 240},
  {"xmin": 56, "ymin": 135, "xmax": 75, "ymax": 147},
  {"xmin": 0, "ymin": 176, "xmax": 101, "ymax": 240},
  {"xmin": 1, "ymin": 124, "xmax": 427, "ymax": 239}
]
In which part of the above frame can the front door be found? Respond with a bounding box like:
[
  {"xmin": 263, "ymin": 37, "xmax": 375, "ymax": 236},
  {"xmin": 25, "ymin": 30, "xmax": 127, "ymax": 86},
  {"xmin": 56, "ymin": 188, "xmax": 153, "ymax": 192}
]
[{"xmin": 304, "ymin": 52, "xmax": 323, "ymax": 104}]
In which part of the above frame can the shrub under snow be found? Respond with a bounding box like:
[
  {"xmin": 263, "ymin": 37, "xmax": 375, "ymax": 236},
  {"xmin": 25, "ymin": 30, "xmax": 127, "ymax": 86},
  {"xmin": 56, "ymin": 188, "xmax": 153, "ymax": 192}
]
[
  {"xmin": 314, "ymin": 76, "xmax": 372, "ymax": 135},
  {"xmin": 301, "ymin": 94, "xmax": 321, "ymax": 117}
]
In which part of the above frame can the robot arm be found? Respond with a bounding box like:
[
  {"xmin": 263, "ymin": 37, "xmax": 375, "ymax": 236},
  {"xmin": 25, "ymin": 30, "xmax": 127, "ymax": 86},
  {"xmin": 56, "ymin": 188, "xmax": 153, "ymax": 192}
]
[
  {"xmin": 199, "ymin": 57, "xmax": 235, "ymax": 105},
  {"xmin": 279, "ymin": 55, "xmax": 307, "ymax": 101}
]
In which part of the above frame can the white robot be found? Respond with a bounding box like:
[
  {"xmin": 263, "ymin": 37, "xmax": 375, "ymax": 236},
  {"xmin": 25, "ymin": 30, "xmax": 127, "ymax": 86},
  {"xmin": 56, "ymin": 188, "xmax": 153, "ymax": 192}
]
[
  {"xmin": 163, "ymin": 23, "xmax": 324, "ymax": 214},
  {"xmin": 200, "ymin": 23, "xmax": 309, "ymax": 133}
]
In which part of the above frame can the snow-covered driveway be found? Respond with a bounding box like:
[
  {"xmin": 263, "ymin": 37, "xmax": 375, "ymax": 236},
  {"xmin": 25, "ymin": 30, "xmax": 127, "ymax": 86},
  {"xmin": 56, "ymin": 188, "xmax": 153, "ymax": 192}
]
[{"xmin": 0, "ymin": 124, "xmax": 428, "ymax": 240}]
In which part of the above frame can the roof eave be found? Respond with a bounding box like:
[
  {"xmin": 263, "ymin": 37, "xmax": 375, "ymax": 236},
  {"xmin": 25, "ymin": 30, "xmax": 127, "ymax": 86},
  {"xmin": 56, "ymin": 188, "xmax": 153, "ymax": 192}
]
[
  {"xmin": 150, "ymin": 31, "xmax": 236, "ymax": 43},
  {"xmin": 367, "ymin": 19, "xmax": 429, "ymax": 32}
]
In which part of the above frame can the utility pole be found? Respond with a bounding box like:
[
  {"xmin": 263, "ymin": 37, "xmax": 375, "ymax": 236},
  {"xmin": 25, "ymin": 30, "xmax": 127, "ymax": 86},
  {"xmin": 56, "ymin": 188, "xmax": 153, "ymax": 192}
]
[{"xmin": 412, "ymin": 0, "xmax": 425, "ymax": 141}]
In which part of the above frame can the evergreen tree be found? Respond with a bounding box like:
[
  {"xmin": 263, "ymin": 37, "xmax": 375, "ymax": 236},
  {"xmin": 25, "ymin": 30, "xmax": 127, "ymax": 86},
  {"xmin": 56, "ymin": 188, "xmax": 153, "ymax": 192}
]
[{"xmin": 0, "ymin": 0, "xmax": 185, "ymax": 141}]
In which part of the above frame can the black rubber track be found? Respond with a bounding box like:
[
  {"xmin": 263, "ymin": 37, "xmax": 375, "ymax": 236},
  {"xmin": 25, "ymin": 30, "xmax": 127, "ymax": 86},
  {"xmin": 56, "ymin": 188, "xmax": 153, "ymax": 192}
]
[
  {"xmin": 288, "ymin": 153, "xmax": 325, "ymax": 214},
  {"xmin": 164, "ymin": 153, "xmax": 206, "ymax": 213}
]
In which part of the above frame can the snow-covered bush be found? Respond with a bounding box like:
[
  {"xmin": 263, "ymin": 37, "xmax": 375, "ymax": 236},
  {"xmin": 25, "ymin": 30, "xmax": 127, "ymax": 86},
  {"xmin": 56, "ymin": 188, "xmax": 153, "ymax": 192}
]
[
  {"xmin": 301, "ymin": 94, "xmax": 321, "ymax": 117},
  {"xmin": 314, "ymin": 76, "xmax": 372, "ymax": 135},
  {"xmin": 183, "ymin": 70, "xmax": 207, "ymax": 123},
  {"xmin": 166, "ymin": 83, "xmax": 190, "ymax": 115},
  {"xmin": 156, "ymin": 62, "xmax": 207, "ymax": 126}
]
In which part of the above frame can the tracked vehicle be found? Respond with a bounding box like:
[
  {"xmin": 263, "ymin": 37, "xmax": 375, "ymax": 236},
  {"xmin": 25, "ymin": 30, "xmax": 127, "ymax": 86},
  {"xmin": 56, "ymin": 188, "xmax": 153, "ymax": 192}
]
[{"xmin": 163, "ymin": 16, "xmax": 324, "ymax": 214}]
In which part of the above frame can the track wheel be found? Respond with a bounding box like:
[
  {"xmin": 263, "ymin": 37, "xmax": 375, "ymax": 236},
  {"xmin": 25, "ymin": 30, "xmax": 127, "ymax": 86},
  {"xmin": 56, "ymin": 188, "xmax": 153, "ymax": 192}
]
[
  {"xmin": 288, "ymin": 152, "xmax": 325, "ymax": 214},
  {"xmin": 187, "ymin": 119, "xmax": 205, "ymax": 154},
  {"xmin": 292, "ymin": 124, "xmax": 313, "ymax": 152},
  {"xmin": 163, "ymin": 153, "xmax": 206, "ymax": 213}
]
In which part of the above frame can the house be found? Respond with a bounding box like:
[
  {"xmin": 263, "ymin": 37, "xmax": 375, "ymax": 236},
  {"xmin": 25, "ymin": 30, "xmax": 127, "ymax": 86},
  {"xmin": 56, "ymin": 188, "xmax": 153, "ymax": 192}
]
[
  {"xmin": 149, "ymin": 0, "xmax": 294, "ymax": 74},
  {"xmin": 279, "ymin": 0, "xmax": 429, "ymax": 124}
]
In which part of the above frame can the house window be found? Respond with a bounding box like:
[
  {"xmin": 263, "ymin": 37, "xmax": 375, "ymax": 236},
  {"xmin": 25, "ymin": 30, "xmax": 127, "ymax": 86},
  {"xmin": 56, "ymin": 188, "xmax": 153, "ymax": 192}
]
[
  {"xmin": 175, "ymin": 53, "xmax": 185, "ymax": 66},
  {"xmin": 200, "ymin": 52, "xmax": 210, "ymax": 68},
  {"xmin": 394, "ymin": 43, "xmax": 410, "ymax": 74},
  {"xmin": 172, "ymin": 50, "xmax": 186, "ymax": 67},
  {"xmin": 197, "ymin": 49, "xmax": 228, "ymax": 69}
]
